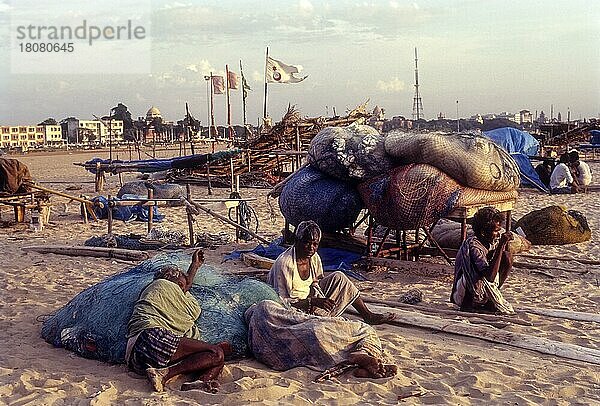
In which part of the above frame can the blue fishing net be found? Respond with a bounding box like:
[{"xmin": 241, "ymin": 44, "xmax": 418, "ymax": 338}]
[{"xmin": 41, "ymin": 252, "xmax": 280, "ymax": 363}]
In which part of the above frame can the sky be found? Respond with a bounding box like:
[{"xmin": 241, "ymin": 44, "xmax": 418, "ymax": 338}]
[{"xmin": 0, "ymin": 0, "xmax": 599, "ymax": 126}]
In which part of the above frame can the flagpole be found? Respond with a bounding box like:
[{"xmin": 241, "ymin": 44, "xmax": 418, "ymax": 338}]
[
  {"xmin": 263, "ymin": 46, "xmax": 269, "ymax": 121},
  {"xmin": 225, "ymin": 64, "xmax": 233, "ymax": 140},
  {"xmin": 209, "ymin": 71, "xmax": 216, "ymax": 140},
  {"xmin": 240, "ymin": 59, "xmax": 248, "ymax": 139}
]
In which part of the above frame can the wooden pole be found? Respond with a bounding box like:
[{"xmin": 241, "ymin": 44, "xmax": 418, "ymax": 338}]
[
  {"xmin": 186, "ymin": 184, "xmax": 195, "ymax": 246},
  {"xmin": 240, "ymin": 59, "xmax": 248, "ymax": 135},
  {"xmin": 107, "ymin": 195, "xmax": 113, "ymax": 235},
  {"xmin": 147, "ymin": 188, "xmax": 154, "ymax": 234},
  {"xmin": 209, "ymin": 71, "xmax": 216, "ymax": 139},
  {"xmin": 365, "ymin": 303, "xmax": 600, "ymax": 365},
  {"xmin": 263, "ymin": 46, "xmax": 269, "ymax": 120},
  {"xmin": 230, "ymin": 157, "xmax": 235, "ymax": 192},
  {"xmin": 225, "ymin": 64, "xmax": 233, "ymax": 140},
  {"xmin": 206, "ymin": 157, "xmax": 213, "ymax": 196},
  {"xmin": 22, "ymin": 245, "xmax": 149, "ymax": 261}
]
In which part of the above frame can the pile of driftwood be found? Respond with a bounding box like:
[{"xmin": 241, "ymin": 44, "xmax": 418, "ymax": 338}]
[{"xmin": 172, "ymin": 103, "xmax": 372, "ymax": 182}]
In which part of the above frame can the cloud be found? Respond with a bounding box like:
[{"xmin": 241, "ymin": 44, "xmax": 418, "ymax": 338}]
[
  {"xmin": 252, "ymin": 70, "xmax": 263, "ymax": 83},
  {"xmin": 296, "ymin": 0, "xmax": 314, "ymax": 16},
  {"xmin": 376, "ymin": 77, "xmax": 405, "ymax": 93}
]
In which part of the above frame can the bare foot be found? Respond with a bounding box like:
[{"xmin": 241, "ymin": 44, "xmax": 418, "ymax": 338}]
[
  {"xmin": 146, "ymin": 367, "xmax": 169, "ymax": 392},
  {"xmin": 365, "ymin": 312, "xmax": 396, "ymax": 325},
  {"xmin": 181, "ymin": 379, "xmax": 220, "ymax": 393}
]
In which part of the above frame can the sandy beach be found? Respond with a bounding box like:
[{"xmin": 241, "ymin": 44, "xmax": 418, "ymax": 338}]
[{"xmin": 1, "ymin": 149, "xmax": 599, "ymax": 405}]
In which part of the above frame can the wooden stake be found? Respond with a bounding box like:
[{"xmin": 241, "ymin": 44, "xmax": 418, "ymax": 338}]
[
  {"xmin": 147, "ymin": 188, "xmax": 154, "ymax": 234},
  {"xmin": 186, "ymin": 184, "xmax": 195, "ymax": 247}
]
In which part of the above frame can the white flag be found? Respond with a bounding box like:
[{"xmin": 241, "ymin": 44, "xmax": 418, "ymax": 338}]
[{"xmin": 266, "ymin": 56, "xmax": 307, "ymax": 84}]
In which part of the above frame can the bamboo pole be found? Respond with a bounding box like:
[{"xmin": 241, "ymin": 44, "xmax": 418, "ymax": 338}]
[{"xmin": 22, "ymin": 245, "xmax": 149, "ymax": 261}]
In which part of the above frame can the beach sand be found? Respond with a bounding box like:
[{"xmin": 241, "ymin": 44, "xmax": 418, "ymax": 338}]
[{"xmin": 1, "ymin": 149, "xmax": 598, "ymax": 405}]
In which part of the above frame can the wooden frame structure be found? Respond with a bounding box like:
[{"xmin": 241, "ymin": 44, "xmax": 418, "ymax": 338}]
[{"xmin": 365, "ymin": 198, "xmax": 516, "ymax": 264}]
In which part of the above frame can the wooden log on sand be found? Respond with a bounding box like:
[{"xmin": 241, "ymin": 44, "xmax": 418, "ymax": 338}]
[
  {"xmin": 22, "ymin": 245, "xmax": 149, "ymax": 261},
  {"xmin": 241, "ymin": 252, "xmax": 274, "ymax": 270},
  {"xmin": 518, "ymin": 306, "xmax": 600, "ymax": 323},
  {"xmin": 365, "ymin": 303, "xmax": 600, "ymax": 365},
  {"xmin": 362, "ymin": 297, "xmax": 533, "ymax": 327}
]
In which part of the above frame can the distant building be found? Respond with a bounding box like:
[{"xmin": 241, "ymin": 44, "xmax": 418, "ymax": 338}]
[
  {"xmin": 496, "ymin": 112, "xmax": 519, "ymax": 123},
  {"xmin": 382, "ymin": 116, "xmax": 413, "ymax": 132},
  {"xmin": 519, "ymin": 109, "xmax": 533, "ymax": 125},
  {"xmin": 537, "ymin": 111, "xmax": 547, "ymax": 124},
  {"xmin": 469, "ymin": 114, "xmax": 484, "ymax": 124},
  {"xmin": 63, "ymin": 118, "xmax": 123, "ymax": 145},
  {"xmin": 0, "ymin": 124, "xmax": 51, "ymax": 150},
  {"xmin": 43, "ymin": 125, "xmax": 63, "ymax": 146}
]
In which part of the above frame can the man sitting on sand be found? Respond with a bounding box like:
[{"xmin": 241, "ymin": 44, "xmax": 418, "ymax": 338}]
[
  {"xmin": 569, "ymin": 150, "xmax": 592, "ymax": 192},
  {"xmin": 268, "ymin": 220, "xmax": 395, "ymax": 325},
  {"xmin": 450, "ymin": 207, "xmax": 515, "ymax": 315},
  {"xmin": 126, "ymin": 250, "xmax": 231, "ymax": 392},
  {"xmin": 549, "ymin": 153, "xmax": 578, "ymax": 194}
]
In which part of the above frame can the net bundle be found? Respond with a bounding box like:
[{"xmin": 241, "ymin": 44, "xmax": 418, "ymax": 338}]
[
  {"xmin": 279, "ymin": 165, "xmax": 363, "ymax": 232},
  {"xmin": 308, "ymin": 124, "xmax": 394, "ymax": 181},
  {"xmin": 515, "ymin": 206, "xmax": 591, "ymax": 245},
  {"xmin": 384, "ymin": 131, "xmax": 520, "ymax": 191},
  {"xmin": 41, "ymin": 252, "xmax": 280, "ymax": 363}
]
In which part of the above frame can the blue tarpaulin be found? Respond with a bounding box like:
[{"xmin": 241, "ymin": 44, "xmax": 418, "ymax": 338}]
[
  {"xmin": 91, "ymin": 195, "xmax": 165, "ymax": 222},
  {"xmin": 483, "ymin": 128, "xmax": 548, "ymax": 192},
  {"xmin": 590, "ymin": 130, "xmax": 600, "ymax": 145},
  {"xmin": 484, "ymin": 127, "xmax": 540, "ymax": 156},
  {"xmin": 225, "ymin": 239, "xmax": 367, "ymax": 281}
]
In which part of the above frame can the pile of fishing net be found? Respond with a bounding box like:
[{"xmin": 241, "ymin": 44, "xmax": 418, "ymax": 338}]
[
  {"xmin": 278, "ymin": 126, "xmax": 521, "ymax": 233},
  {"xmin": 85, "ymin": 229, "xmax": 188, "ymax": 250},
  {"xmin": 279, "ymin": 165, "xmax": 363, "ymax": 232},
  {"xmin": 384, "ymin": 131, "xmax": 520, "ymax": 191},
  {"xmin": 515, "ymin": 206, "xmax": 591, "ymax": 245},
  {"xmin": 308, "ymin": 123, "xmax": 394, "ymax": 181},
  {"xmin": 0, "ymin": 157, "xmax": 32, "ymax": 194},
  {"xmin": 90, "ymin": 195, "xmax": 164, "ymax": 222},
  {"xmin": 41, "ymin": 252, "xmax": 280, "ymax": 363},
  {"xmin": 117, "ymin": 181, "xmax": 184, "ymax": 206},
  {"xmin": 430, "ymin": 218, "xmax": 532, "ymax": 253}
]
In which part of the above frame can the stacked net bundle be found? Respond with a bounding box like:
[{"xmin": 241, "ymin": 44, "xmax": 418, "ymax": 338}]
[
  {"xmin": 308, "ymin": 124, "xmax": 394, "ymax": 181},
  {"xmin": 0, "ymin": 158, "xmax": 32, "ymax": 194},
  {"xmin": 455, "ymin": 188, "xmax": 518, "ymax": 207},
  {"xmin": 431, "ymin": 219, "xmax": 531, "ymax": 253},
  {"xmin": 515, "ymin": 206, "xmax": 591, "ymax": 245},
  {"xmin": 279, "ymin": 165, "xmax": 363, "ymax": 232},
  {"xmin": 358, "ymin": 164, "xmax": 462, "ymax": 230},
  {"xmin": 117, "ymin": 181, "xmax": 184, "ymax": 206},
  {"xmin": 384, "ymin": 131, "xmax": 520, "ymax": 191},
  {"xmin": 41, "ymin": 252, "xmax": 280, "ymax": 363}
]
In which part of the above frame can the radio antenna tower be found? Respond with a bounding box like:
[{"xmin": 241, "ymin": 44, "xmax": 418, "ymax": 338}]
[{"xmin": 412, "ymin": 47, "xmax": 423, "ymax": 120}]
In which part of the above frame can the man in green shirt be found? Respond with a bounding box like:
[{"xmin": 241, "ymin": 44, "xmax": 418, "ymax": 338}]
[{"xmin": 126, "ymin": 250, "xmax": 231, "ymax": 392}]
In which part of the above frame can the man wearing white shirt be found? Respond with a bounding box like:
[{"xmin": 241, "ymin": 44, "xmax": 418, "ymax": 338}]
[
  {"xmin": 570, "ymin": 151, "xmax": 592, "ymax": 191},
  {"xmin": 550, "ymin": 153, "xmax": 577, "ymax": 194}
]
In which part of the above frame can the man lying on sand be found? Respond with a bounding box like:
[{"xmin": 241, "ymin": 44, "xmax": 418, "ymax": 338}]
[
  {"xmin": 245, "ymin": 300, "xmax": 398, "ymax": 380},
  {"xmin": 125, "ymin": 249, "xmax": 231, "ymax": 392},
  {"xmin": 267, "ymin": 220, "xmax": 395, "ymax": 325},
  {"xmin": 450, "ymin": 207, "xmax": 515, "ymax": 315}
]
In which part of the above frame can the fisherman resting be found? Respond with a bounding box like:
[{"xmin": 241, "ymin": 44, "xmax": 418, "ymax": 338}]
[
  {"xmin": 450, "ymin": 207, "xmax": 515, "ymax": 315},
  {"xmin": 267, "ymin": 220, "xmax": 395, "ymax": 325},
  {"xmin": 126, "ymin": 249, "xmax": 231, "ymax": 392}
]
